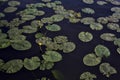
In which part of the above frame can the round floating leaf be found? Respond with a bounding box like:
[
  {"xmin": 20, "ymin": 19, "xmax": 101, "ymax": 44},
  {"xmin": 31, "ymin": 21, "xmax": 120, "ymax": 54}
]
[
  {"xmin": 78, "ymin": 32, "xmax": 93, "ymax": 42},
  {"xmin": 97, "ymin": 1, "xmax": 107, "ymax": 5},
  {"xmin": 4, "ymin": 7, "xmax": 17, "ymax": 13},
  {"xmin": 62, "ymin": 42, "xmax": 76, "ymax": 53},
  {"xmin": 1, "ymin": 59, "xmax": 23, "ymax": 73},
  {"xmin": 24, "ymin": 57, "xmax": 40, "ymax": 70},
  {"xmin": 81, "ymin": 8, "xmax": 95, "ymax": 14},
  {"xmin": 95, "ymin": 45, "xmax": 110, "ymax": 57},
  {"xmin": 36, "ymin": 37, "xmax": 52, "ymax": 45},
  {"xmin": 51, "ymin": 14, "xmax": 64, "ymax": 22},
  {"xmin": 0, "ymin": 39, "xmax": 11, "ymax": 49},
  {"xmin": 40, "ymin": 60, "xmax": 54, "ymax": 70},
  {"xmin": 31, "ymin": 20, "xmax": 43, "ymax": 28},
  {"xmin": 45, "ymin": 24, "xmax": 61, "ymax": 31},
  {"xmin": 42, "ymin": 51, "xmax": 62, "ymax": 62},
  {"xmin": 11, "ymin": 35, "xmax": 26, "ymax": 40},
  {"xmin": 11, "ymin": 40, "xmax": 32, "ymax": 51},
  {"xmin": 0, "ymin": 33, "xmax": 7, "ymax": 39},
  {"xmin": 100, "ymin": 33, "xmax": 116, "ymax": 41},
  {"xmin": 21, "ymin": 15, "xmax": 36, "ymax": 21},
  {"xmin": 83, "ymin": 53, "xmax": 101, "ymax": 66},
  {"xmin": 114, "ymin": 38, "xmax": 120, "ymax": 47},
  {"xmin": 80, "ymin": 17, "xmax": 95, "ymax": 25},
  {"xmin": 97, "ymin": 17, "xmax": 108, "ymax": 24},
  {"xmin": 80, "ymin": 72, "xmax": 97, "ymax": 80},
  {"xmin": 99, "ymin": 63, "xmax": 117, "ymax": 77},
  {"xmin": 53, "ymin": 36, "xmax": 68, "ymax": 44},
  {"xmin": 35, "ymin": 33, "xmax": 45, "ymax": 39},
  {"xmin": 22, "ymin": 25, "xmax": 37, "ymax": 33},
  {"xmin": 107, "ymin": 23, "xmax": 119, "ymax": 31},
  {"xmin": 0, "ymin": 13, "xmax": 5, "ymax": 18},
  {"xmin": 8, "ymin": 1, "xmax": 20, "ymax": 7},
  {"xmin": 90, "ymin": 23, "xmax": 103, "ymax": 30},
  {"xmin": 46, "ymin": 42, "xmax": 59, "ymax": 51},
  {"xmin": 82, "ymin": 0, "xmax": 94, "ymax": 4}
]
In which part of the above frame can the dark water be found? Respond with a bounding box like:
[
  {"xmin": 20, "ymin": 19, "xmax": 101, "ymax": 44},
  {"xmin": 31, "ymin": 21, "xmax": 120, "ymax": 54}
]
[{"xmin": 0, "ymin": 0, "xmax": 120, "ymax": 80}]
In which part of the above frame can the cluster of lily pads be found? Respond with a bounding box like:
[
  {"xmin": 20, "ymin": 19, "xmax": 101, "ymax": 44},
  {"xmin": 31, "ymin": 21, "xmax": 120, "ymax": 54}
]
[{"xmin": 83, "ymin": 44, "xmax": 117, "ymax": 77}]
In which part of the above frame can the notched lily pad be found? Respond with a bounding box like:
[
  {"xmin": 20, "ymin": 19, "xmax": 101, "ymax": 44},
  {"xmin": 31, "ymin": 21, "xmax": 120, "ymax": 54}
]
[
  {"xmin": 4, "ymin": 7, "xmax": 17, "ymax": 13},
  {"xmin": 21, "ymin": 15, "xmax": 36, "ymax": 21},
  {"xmin": 114, "ymin": 38, "xmax": 120, "ymax": 47},
  {"xmin": 78, "ymin": 32, "xmax": 93, "ymax": 42},
  {"xmin": 53, "ymin": 36, "xmax": 68, "ymax": 44},
  {"xmin": 90, "ymin": 23, "xmax": 103, "ymax": 30},
  {"xmin": 99, "ymin": 63, "xmax": 117, "ymax": 77},
  {"xmin": 24, "ymin": 56, "xmax": 40, "ymax": 70},
  {"xmin": 45, "ymin": 24, "xmax": 61, "ymax": 31},
  {"xmin": 42, "ymin": 51, "xmax": 62, "ymax": 62},
  {"xmin": 8, "ymin": 1, "xmax": 20, "ymax": 7},
  {"xmin": 0, "ymin": 39, "xmax": 11, "ymax": 49},
  {"xmin": 80, "ymin": 72, "xmax": 97, "ymax": 80},
  {"xmin": 1, "ymin": 59, "xmax": 23, "ymax": 73},
  {"xmin": 100, "ymin": 33, "xmax": 116, "ymax": 41},
  {"xmin": 83, "ymin": 53, "xmax": 101, "ymax": 66},
  {"xmin": 82, "ymin": 0, "xmax": 94, "ymax": 4},
  {"xmin": 11, "ymin": 40, "xmax": 32, "ymax": 50},
  {"xmin": 81, "ymin": 8, "xmax": 95, "ymax": 14},
  {"xmin": 22, "ymin": 25, "xmax": 37, "ymax": 33},
  {"xmin": 95, "ymin": 45, "xmax": 110, "ymax": 57}
]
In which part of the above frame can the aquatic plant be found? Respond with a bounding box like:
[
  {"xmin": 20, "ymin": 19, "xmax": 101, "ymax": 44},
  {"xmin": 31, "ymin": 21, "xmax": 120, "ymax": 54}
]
[
  {"xmin": 82, "ymin": 0, "xmax": 94, "ymax": 4},
  {"xmin": 45, "ymin": 24, "xmax": 61, "ymax": 31},
  {"xmin": 8, "ymin": 1, "xmax": 20, "ymax": 7},
  {"xmin": 100, "ymin": 33, "xmax": 116, "ymax": 41},
  {"xmin": 4, "ymin": 7, "xmax": 17, "ymax": 13},
  {"xmin": 90, "ymin": 23, "xmax": 103, "ymax": 30},
  {"xmin": 81, "ymin": 8, "xmax": 95, "ymax": 14}
]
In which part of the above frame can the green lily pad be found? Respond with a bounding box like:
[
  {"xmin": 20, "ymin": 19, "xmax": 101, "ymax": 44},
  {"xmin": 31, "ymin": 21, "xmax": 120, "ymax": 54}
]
[
  {"xmin": 35, "ymin": 33, "xmax": 45, "ymax": 39},
  {"xmin": 82, "ymin": 0, "xmax": 94, "ymax": 4},
  {"xmin": 45, "ymin": 42, "xmax": 59, "ymax": 51},
  {"xmin": 42, "ymin": 0, "xmax": 51, "ymax": 2},
  {"xmin": 51, "ymin": 14, "xmax": 64, "ymax": 22},
  {"xmin": 80, "ymin": 17, "xmax": 95, "ymax": 25},
  {"xmin": 22, "ymin": 25, "xmax": 37, "ymax": 33},
  {"xmin": 90, "ymin": 23, "xmax": 103, "ymax": 30},
  {"xmin": 97, "ymin": 17, "xmax": 108, "ymax": 24},
  {"xmin": 31, "ymin": 20, "xmax": 43, "ymax": 28},
  {"xmin": 11, "ymin": 40, "xmax": 32, "ymax": 51},
  {"xmin": 45, "ymin": 24, "xmax": 61, "ymax": 31},
  {"xmin": 11, "ymin": 35, "xmax": 26, "ymax": 40},
  {"xmin": 99, "ymin": 63, "xmax": 117, "ymax": 77},
  {"xmin": 36, "ymin": 37, "xmax": 52, "ymax": 45},
  {"xmin": 83, "ymin": 53, "xmax": 101, "ymax": 66},
  {"xmin": 100, "ymin": 33, "xmax": 116, "ymax": 41},
  {"xmin": 53, "ymin": 36, "xmax": 68, "ymax": 44},
  {"xmin": 1, "ymin": 59, "xmax": 23, "ymax": 73},
  {"xmin": 63, "ymin": 42, "xmax": 76, "ymax": 53},
  {"xmin": 114, "ymin": 38, "xmax": 120, "ymax": 47},
  {"xmin": 0, "ymin": 39, "xmax": 11, "ymax": 49},
  {"xmin": 95, "ymin": 45, "xmax": 110, "ymax": 57},
  {"xmin": 42, "ymin": 51, "xmax": 62, "ymax": 62},
  {"xmin": 4, "ymin": 7, "xmax": 17, "ymax": 13},
  {"xmin": 8, "ymin": 1, "xmax": 20, "ymax": 7},
  {"xmin": 97, "ymin": 1, "xmax": 107, "ymax": 5},
  {"xmin": 78, "ymin": 32, "xmax": 93, "ymax": 42},
  {"xmin": 107, "ymin": 23, "xmax": 119, "ymax": 31},
  {"xmin": 40, "ymin": 60, "xmax": 54, "ymax": 70},
  {"xmin": 81, "ymin": 8, "xmax": 95, "ymax": 14},
  {"xmin": 52, "ymin": 70, "xmax": 64, "ymax": 80},
  {"xmin": 24, "ymin": 56, "xmax": 40, "ymax": 70},
  {"xmin": 21, "ymin": 15, "xmax": 36, "ymax": 21},
  {"xmin": 0, "ymin": 13, "xmax": 5, "ymax": 18},
  {"xmin": 80, "ymin": 72, "xmax": 97, "ymax": 80}
]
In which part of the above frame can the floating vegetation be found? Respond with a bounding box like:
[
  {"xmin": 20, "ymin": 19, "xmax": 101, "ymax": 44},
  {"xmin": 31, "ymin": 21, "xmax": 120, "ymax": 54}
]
[
  {"xmin": 0, "ymin": 13, "xmax": 5, "ymax": 18},
  {"xmin": 0, "ymin": 59, "xmax": 23, "ymax": 73},
  {"xmin": 100, "ymin": 33, "xmax": 116, "ymax": 41},
  {"xmin": 42, "ymin": 0, "xmax": 51, "ymax": 2},
  {"xmin": 90, "ymin": 23, "xmax": 103, "ymax": 30},
  {"xmin": 81, "ymin": 8, "xmax": 95, "ymax": 14},
  {"xmin": 45, "ymin": 24, "xmax": 61, "ymax": 31},
  {"xmin": 22, "ymin": 25, "xmax": 37, "ymax": 33},
  {"xmin": 35, "ymin": 33, "xmax": 45, "ymax": 39},
  {"xmin": 4, "ymin": 7, "xmax": 17, "ymax": 13},
  {"xmin": 111, "ymin": 7, "xmax": 120, "ymax": 13},
  {"xmin": 107, "ymin": 23, "xmax": 120, "ymax": 32},
  {"xmin": 95, "ymin": 45, "xmax": 110, "ymax": 57},
  {"xmin": 8, "ymin": 1, "xmax": 20, "ymax": 7},
  {"xmin": 97, "ymin": 1, "xmax": 107, "ymax": 5},
  {"xmin": 80, "ymin": 72, "xmax": 97, "ymax": 80},
  {"xmin": 24, "ymin": 57, "xmax": 40, "ymax": 70},
  {"xmin": 114, "ymin": 38, "xmax": 120, "ymax": 47},
  {"xmin": 82, "ymin": 0, "xmax": 94, "ymax": 4},
  {"xmin": 53, "ymin": 36, "xmax": 68, "ymax": 44},
  {"xmin": 42, "ymin": 51, "xmax": 62, "ymax": 62},
  {"xmin": 0, "ymin": 39, "xmax": 11, "ymax": 49},
  {"xmin": 97, "ymin": 17, "xmax": 108, "ymax": 24},
  {"xmin": 83, "ymin": 53, "xmax": 101, "ymax": 66},
  {"xmin": 99, "ymin": 63, "xmax": 117, "ymax": 77},
  {"xmin": 21, "ymin": 15, "xmax": 36, "ymax": 21},
  {"xmin": 80, "ymin": 17, "xmax": 95, "ymax": 25},
  {"xmin": 51, "ymin": 14, "xmax": 64, "ymax": 22},
  {"xmin": 78, "ymin": 32, "xmax": 93, "ymax": 42},
  {"xmin": 51, "ymin": 70, "xmax": 64, "ymax": 80}
]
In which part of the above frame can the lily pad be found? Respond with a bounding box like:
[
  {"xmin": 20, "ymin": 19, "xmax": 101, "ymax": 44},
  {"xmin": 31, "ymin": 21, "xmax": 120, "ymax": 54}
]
[
  {"xmin": 80, "ymin": 72, "xmax": 97, "ymax": 80},
  {"xmin": 83, "ymin": 53, "xmax": 101, "ymax": 66},
  {"xmin": 63, "ymin": 42, "xmax": 76, "ymax": 53},
  {"xmin": 31, "ymin": 20, "xmax": 43, "ymax": 28},
  {"xmin": 1, "ymin": 59, "xmax": 23, "ymax": 73},
  {"xmin": 42, "ymin": 0, "xmax": 51, "ymax": 2},
  {"xmin": 97, "ymin": 17, "xmax": 108, "ymax": 24},
  {"xmin": 24, "ymin": 56, "xmax": 40, "ymax": 70},
  {"xmin": 80, "ymin": 17, "xmax": 95, "ymax": 25},
  {"xmin": 11, "ymin": 40, "xmax": 32, "ymax": 51},
  {"xmin": 90, "ymin": 23, "xmax": 103, "ymax": 30},
  {"xmin": 97, "ymin": 1, "xmax": 107, "ymax": 5},
  {"xmin": 81, "ymin": 8, "xmax": 95, "ymax": 14},
  {"xmin": 100, "ymin": 33, "xmax": 116, "ymax": 41},
  {"xmin": 107, "ymin": 23, "xmax": 119, "ymax": 31},
  {"xmin": 0, "ymin": 39, "xmax": 11, "ymax": 49},
  {"xmin": 114, "ymin": 38, "xmax": 120, "ymax": 47},
  {"xmin": 45, "ymin": 24, "xmax": 61, "ymax": 31},
  {"xmin": 35, "ymin": 33, "xmax": 45, "ymax": 39},
  {"xmin": 36, "ymin": 37, "xmax": 52, "ymax": 45},
  {"xmin": 0, "ymin": 33, "xmax": 7, "ymax": 39},
  {"xmin": 21, "ymin": 15, "xmax": 36, "ymax": 21},
  {"xmin": 82, "ymin": 0, "xmax": 94, "ymax": 4},
  {"xmin": 51, "ymin": 14, "xmax": 64, "ymax": 22},
  {"xmin": 8, "ymin": 1, "xmax": 20, "ymax": 7},
  {"xmin": 99, "ymin": 63, "xmax": 117, "ymax": 77},
  {"xmin": 22, "ymin": 25, "xmax": 37, "ymax": 33},
  {"xmin": 0, "ymin": 13, "xmax": 5, "ymax": 18},
  {"xmin": 42, "ymin": 51, "xmax": 62, "ymax": 62},
  {"xmin": 4, "ymin": 7, "xmax": 17, "ymax": 13},
  {"xmin": 53, "ymin": 36, "xmax": 68, "ymax": 44},
  {"xmin": 52, "ymin": 70, "xmax": 64, "ymax": 80},
  {"xmin": 78, "ymin": 32, "xmax": 93, "ymax": 42},
  {"xmin": 95, "ymin": 45, "xmax": 110, "ymax": 57}
]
